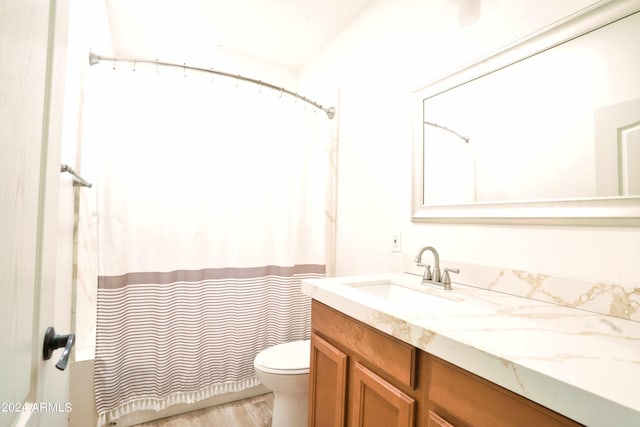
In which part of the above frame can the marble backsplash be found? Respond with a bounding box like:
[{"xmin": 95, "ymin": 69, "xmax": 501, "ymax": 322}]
[{"xmin": 403, "ymin": 255, "xmax": 640, "ymax": 322}]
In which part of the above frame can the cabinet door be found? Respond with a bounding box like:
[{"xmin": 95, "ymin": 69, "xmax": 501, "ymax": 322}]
[
  {"xmin": 351, "ymin": 362, "xmax": 415, "ymax": 427},
  {"xmin": 309, "ymin": 333, "xmax": 348, "ymax": 427},
  {"xmin": 427, "ymin": 411, "xmax": 456, "ymax": 427}
]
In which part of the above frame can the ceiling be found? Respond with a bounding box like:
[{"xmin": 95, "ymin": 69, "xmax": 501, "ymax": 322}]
[{"xmin": 103, "ymin": 0, "xmax": 375, "ymax": 69}]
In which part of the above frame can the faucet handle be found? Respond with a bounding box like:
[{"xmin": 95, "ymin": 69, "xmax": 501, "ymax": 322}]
[
  {"xmin": 417, "ymin": 263, "xmax": 432, "ymax": 280},
  {"xmin": 441, "ymin": 268, "xmax": 460, "ymax": 290}
]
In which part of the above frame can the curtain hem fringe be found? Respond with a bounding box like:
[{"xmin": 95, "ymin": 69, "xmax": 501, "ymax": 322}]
[{"xmin": 96, "ymin": 376, "xmax": 260, "ymax": 427}]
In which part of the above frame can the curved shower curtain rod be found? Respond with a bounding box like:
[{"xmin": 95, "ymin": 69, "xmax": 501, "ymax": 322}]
[
  {"xmin": 88, "ymin": 52, "xmax": 336, "ymax": 120},
  {"xmin": 423, "ymin": 120, "xmax": 469, "ymax": 143}
]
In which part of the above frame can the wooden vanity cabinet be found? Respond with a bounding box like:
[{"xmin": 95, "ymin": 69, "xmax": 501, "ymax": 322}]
[
  {"xmin": 309, "ymin": 300, "xmax": 428, "ymax": 427},
  {"xmin": 308, "ymin": 300, "xmax": 582, "ymax": 427}
]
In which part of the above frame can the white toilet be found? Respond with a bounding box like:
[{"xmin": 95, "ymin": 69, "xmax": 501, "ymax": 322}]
[{"xmin": 254, "ymin": 339, "xmax": 310, "ymax": 427}]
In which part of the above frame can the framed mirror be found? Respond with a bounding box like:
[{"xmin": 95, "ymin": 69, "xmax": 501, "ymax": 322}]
[{"xmin": 412, "ymin": 0, "xmax": 640, "ymax": 225}]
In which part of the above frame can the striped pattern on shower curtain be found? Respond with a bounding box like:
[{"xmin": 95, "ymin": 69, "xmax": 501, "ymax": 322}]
[
  {"xmin": 94, "ymin": 264, "xmax": 323, "ymax": 425},
  {"xmin": 84, "ymin": 61, "xmax": 337, "ymax": 427}
]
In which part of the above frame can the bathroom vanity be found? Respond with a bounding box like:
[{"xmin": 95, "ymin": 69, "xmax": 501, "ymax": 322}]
[
  {"xmin": 302, "ymin": 274, "xmax": 640, "ymax": 427},
  {"xmin": 308, "ymin": 300, "xmax": 581, "ymax": 427}
]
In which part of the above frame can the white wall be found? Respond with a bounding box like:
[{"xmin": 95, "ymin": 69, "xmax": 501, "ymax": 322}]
[{"xmin": 300, "ymin": 0, "xmax": 640, "ymax": 286}]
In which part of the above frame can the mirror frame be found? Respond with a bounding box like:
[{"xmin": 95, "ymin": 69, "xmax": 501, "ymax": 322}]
[{"xmin": 412, "ymin": 0, "xmax": 640, "ymax": 226}]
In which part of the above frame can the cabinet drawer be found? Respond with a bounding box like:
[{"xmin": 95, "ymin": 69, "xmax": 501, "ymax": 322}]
[
  {"xmin": 429, "ymin": 357, "xmax": 582, "ymax": 427},
  {"xmin": 311, "ymin": 300, "xmax": 416, "ymax": 389}
]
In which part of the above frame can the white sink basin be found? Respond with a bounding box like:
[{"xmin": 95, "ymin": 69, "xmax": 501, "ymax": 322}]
[
  {"xmin": 357, "ymin": 281, "xmax": 460, "ymax": 300},
  {"xmin": 347, "ymin": 279, "xmax": 492, "ymax": 315}
]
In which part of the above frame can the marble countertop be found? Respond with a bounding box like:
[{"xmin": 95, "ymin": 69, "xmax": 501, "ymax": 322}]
[{"xmin": 301, "ymin": 273, "xmax": 640, "ymax": 427}]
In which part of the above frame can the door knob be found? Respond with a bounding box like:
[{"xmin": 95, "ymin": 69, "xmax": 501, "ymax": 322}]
[{"xmin": 43, "ymin": 326, "xmax": 75, "ymax": 371}]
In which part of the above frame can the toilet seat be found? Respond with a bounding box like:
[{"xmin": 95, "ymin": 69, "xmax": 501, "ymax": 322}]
[{"xmin": 254, "ymin": 339, "xmax": 310, "ymax": 375}]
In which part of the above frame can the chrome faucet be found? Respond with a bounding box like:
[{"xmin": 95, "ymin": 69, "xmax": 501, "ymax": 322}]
[
  {"xmin": 414, "ymin": 246, "xmax": 459, "ymax": 290},
  {"xmin": 415, "ymin": 246, "xmax": 441, "ymax": 283}
]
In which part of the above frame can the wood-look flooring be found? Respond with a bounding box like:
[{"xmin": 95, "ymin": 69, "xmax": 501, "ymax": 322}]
[{"xmin": 133, "ymin": 393, "xmax": 273, "ymax": 427}]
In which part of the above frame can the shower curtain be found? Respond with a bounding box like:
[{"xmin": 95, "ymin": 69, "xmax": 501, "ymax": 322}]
[{"xmin": 82, "ymin": 62, "xmax": 337, "ymax": 426}]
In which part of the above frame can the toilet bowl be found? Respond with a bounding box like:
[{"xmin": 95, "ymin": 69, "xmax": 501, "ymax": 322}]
[{"xmin": 254, "ymin": 339, "xmax": 310, "ymax": 427}]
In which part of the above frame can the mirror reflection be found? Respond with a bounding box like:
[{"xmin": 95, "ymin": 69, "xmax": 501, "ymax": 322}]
[{"xmin": 422, "ymin": 10, "xmax": 640, "ymax": 206}]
